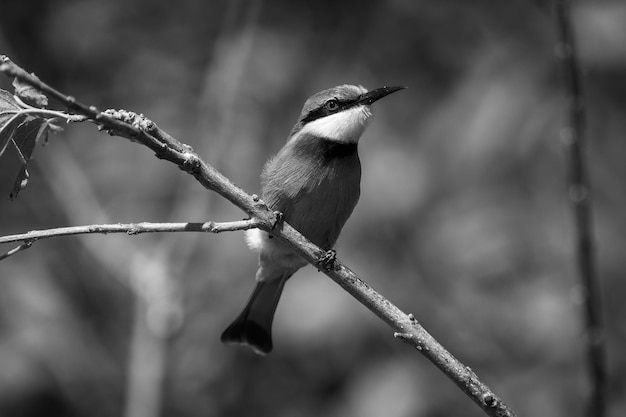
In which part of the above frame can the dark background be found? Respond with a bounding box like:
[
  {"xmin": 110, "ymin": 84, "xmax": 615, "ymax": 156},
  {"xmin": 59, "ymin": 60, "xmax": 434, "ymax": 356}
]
[{"xmin": 1, "ymin": 0, "xmax": 625, "ymax": 416}]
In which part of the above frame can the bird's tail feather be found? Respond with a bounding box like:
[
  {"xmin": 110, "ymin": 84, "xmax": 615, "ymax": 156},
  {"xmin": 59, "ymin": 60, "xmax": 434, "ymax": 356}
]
[{"xmin": 221, "ymin": 274, "xmax": 290, "ymax": 355}]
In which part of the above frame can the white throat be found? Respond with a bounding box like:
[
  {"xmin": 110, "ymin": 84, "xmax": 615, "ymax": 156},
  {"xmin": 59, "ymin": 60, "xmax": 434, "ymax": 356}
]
[{"xmin": 298, "ymin": 105, "xmax": 372, "ymax": 144}]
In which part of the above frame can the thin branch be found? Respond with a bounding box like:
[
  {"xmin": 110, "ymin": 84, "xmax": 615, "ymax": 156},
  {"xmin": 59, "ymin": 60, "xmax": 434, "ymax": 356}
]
[
  {"xmin": 554, "ymin": 2, "xmax": 605, "ymax": 417},
  {"xmin": 0, "ymin": 219, "xmax": 260, "ymax": 246},
  {"xmin": 0, "ymin": 107, "xmax": 85, "ymax": 122},
  {"xmin": 0, "ymin": 241, "xmax": 34, "ymax": 261},
  {"xmin": 0, "ymin": 57, "xmax": 516, "ymax": 417}
]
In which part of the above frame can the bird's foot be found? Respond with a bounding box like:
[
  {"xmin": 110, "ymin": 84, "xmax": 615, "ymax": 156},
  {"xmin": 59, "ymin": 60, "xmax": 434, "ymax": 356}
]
[
  {"xmin": 317, "ymin": 249, "xmax": 337, "ymax": 272},
  {"xmin": 271, "ymin": 211, "xmax": 284, "ymax": 230}
]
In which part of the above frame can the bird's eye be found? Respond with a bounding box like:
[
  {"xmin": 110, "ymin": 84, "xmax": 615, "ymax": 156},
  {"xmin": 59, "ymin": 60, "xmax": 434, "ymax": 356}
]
[{"xmin": 325, "ymin": 99, "xmax": 339, "ymax": 111}]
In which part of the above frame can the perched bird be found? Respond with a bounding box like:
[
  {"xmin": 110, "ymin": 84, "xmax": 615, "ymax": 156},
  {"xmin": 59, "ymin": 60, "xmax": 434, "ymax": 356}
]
[{"xmin": 221, "ymin": 84, "xmax": 404, "ymax": 354}]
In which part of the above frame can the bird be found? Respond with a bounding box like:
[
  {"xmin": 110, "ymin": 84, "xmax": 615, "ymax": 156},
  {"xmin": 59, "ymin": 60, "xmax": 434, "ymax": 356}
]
[{"xmin": 221, "ymin": 84, "xmax": 405, "ymax": 355}]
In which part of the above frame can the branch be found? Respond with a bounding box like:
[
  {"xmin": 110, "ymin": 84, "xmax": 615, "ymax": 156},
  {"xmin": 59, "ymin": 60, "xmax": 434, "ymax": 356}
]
[
  {"xmin": 554, "ymin": 2, "xmax": 605, "ymax": 417},
  {"xmin": 0, "ymin": 241, "xmax": 34, "ymax": 261},
  {"xmin": 0, "ymin": 219, "xmax": 260, "ymax": 256},
  {"xmin": 0, "ymin": 56, "xmax": 516, "ymax": 417}
]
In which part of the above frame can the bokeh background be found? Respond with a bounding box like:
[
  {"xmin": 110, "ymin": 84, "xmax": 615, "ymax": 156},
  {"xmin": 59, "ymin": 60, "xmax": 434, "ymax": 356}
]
[{"xmin": 1, "ymin": 0, "xmax": 625, "ymax": 416}]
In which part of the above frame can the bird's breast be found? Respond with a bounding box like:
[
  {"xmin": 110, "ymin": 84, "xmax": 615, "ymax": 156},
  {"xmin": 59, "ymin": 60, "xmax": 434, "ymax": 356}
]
[{"xmin": 261, "ymin": 135, "xmax": 361, "ymax": 249}]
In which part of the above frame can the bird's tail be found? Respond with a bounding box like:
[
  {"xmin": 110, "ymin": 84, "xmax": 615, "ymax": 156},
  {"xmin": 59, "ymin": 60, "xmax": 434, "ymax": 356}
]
[{"xmin": 221, "ymin": 274, "xmax": 290, "ymax": 355}]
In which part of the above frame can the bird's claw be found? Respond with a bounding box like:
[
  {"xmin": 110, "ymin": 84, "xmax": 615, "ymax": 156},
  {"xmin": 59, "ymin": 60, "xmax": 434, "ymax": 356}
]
[
  {"xmin": 271, "ymin": 211, "xmax": 284, "ymax": 230},
  {"xmin": 317, "ymin": 249, "xmax": 337, "ymax": 272}
]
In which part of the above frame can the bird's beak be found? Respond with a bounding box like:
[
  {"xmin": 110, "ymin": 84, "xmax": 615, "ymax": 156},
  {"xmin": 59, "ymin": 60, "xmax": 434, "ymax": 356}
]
[{"xmin": 356, "ymin": 86, "xmax": 406, "ymax": 106}]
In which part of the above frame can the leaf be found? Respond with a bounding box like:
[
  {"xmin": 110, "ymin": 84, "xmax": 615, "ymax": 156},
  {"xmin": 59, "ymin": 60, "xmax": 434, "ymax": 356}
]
[
  {"xmin": 0, "ymin": 89, "xmax": 24, "ymax": 154},
  {"xmin": 0, "ymin": 89, "xmax": 20, "ymax": 127},
  {"xmin": 0, "ymin": 89, "xmax": 20, "ymax": 112},
  {"xmin": 0, "ymin": 87, "xmax": 55, "ymax": 199},
  {"xmin": 9, "ymin": 119, "xmax": 49, "ymax": 200},
  {"xmin": 8, "ymin": 117, "xmax": 50, "ymax": 200},
  {"xmin": 12, "ymin": 75, "xmax": 48, "ymax": 107},
  {"xmin": 0, "ymin": 112, "xmax": 29, "ymax": 156},
  {"xmin": 10, "ymin": 168, "xmax": 29, "ymax": 200}
]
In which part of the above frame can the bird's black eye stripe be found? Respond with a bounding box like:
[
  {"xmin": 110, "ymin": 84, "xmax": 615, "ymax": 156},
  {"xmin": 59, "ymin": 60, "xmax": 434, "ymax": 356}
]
[{"xmin": 301, "ymin": 96, "xmax": 359, "ymax": 124}]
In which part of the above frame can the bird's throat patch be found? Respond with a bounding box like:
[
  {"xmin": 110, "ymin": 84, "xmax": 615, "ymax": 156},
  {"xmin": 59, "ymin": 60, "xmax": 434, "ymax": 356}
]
[{"xmin": 298, "ymin": 105, "xmax": 371, "ymax": 144}]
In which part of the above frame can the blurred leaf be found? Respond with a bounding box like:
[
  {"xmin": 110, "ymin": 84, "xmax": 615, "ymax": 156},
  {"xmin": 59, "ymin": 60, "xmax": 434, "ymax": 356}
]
[
  {"xmin": 0, "ymin": 113, "xmax": 29, "ymax": 156},
  {"xmin": 0, "ymin": 88, "xmax": 53, "ymax": 199},
  {"xmin": 13, "ymin": 76, "xmax": 49, "ymax": 107},
  {"xmin": 0, "ymin": 89, "xmax": 24, "ymax": 154},
  {"xmin": 0, "ymin": 89, "xmax": 20, "ymax": 113},
  {"xmin": 9, "ymin": 118, "xmax": 50, "ymax": 200}
]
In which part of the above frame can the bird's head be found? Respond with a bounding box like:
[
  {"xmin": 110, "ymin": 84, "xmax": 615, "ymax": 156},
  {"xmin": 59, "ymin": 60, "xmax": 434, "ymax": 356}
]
[{"xmin": 290, "ymin": 84, "xmax": 405, "ymax": 144}]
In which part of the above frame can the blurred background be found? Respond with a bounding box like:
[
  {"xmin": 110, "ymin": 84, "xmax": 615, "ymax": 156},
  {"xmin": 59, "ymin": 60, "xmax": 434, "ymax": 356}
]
[{"xmin": 0, "ymin": 0, "xmax": 625, "ymax": 416}]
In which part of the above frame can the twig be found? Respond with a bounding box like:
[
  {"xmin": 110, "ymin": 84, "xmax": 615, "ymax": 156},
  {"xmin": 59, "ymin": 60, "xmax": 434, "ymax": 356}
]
[
  {"xmin": 0, "ymin": 107, "xmax": 85, "ymax": 122},
  {"xmin": 0, "ymin": 57, "xmax": 517, "ymax": 417},
  {"xmin": 554, "ymin": 2, "xmax": 605, "ymax": 417},
  {"xmin": 0, "ymin": 219, "xmax": 260, "ymax": 247},
  {"xmin": 0, "ymin": 241, "xmax": 34, "ymax": 261}
]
